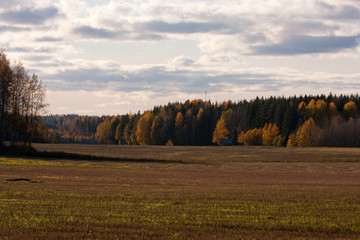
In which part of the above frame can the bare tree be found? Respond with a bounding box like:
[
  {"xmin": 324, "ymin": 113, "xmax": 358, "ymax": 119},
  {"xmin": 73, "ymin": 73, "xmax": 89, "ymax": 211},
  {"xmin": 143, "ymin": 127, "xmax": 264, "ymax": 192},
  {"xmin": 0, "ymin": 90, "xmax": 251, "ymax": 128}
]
[
  {"xmin": 0, "ymin": 52, "xmax": 13, "ymax": 149},
  {"xmin": 0, "ymin": 53, "xmax": 47, "ymax": 149}
]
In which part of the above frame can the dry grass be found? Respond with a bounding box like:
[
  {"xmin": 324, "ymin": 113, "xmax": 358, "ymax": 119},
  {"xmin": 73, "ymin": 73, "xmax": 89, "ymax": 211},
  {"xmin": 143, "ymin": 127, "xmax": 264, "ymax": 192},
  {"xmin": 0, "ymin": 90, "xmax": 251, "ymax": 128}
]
[
  {"xmin": 33, "ymin": 143, "xmax": 360, "ymax": 163},
  {"xmin": 1, "ymin": 144, "xmax": 360, "ymax": 239}
]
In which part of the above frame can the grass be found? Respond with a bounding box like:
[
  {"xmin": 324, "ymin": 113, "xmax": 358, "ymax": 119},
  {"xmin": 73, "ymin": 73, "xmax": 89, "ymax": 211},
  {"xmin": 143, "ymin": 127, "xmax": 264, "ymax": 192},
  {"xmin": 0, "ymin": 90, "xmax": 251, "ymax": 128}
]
[{"xmin": 1, "ymin": 144, "xmax": 360, "ymax": 239}]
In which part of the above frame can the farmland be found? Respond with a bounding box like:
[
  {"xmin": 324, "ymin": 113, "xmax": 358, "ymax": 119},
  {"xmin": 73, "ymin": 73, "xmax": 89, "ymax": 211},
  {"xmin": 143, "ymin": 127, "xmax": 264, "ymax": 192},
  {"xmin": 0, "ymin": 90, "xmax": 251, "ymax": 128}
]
[{"xmin": 1, "ymin": 145, "xmax": 360, "ymax": 239}]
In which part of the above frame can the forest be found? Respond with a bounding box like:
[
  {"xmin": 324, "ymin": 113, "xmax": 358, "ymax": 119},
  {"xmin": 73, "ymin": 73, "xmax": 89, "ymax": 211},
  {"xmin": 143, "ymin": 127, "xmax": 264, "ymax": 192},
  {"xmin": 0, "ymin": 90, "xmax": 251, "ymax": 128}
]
[{"xmin": 41, "ymin": 94, "xmax": 360, "ymax": 147}]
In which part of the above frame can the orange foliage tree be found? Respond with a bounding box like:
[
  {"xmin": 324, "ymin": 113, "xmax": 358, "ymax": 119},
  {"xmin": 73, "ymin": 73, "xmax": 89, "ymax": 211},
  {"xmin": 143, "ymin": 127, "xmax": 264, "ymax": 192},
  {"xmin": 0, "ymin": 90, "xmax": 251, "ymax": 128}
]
[{"xmin": 212, "ymin": 118, "xmax": 230, "ymax": 144}]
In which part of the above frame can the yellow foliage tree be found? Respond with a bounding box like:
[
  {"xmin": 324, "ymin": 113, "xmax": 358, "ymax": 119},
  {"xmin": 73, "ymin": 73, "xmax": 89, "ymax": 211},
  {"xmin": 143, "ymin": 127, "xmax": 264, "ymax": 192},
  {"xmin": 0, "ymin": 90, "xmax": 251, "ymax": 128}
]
[
  {"xmin": 212, "ymin": 118, "xmax": 230, "ymax": 144},
  {"xmin": 343, "ymin": 100, "xmax": 357, "ymax": 120},
  {"xmin": 150, "ymin": 115, "xmax": 162, "ymax": 145},
  {"xmin": 328, "ymin": 102, "xmax": 338, "ymax": 117},
  {"xmin": 295, "ymin": 118, "xmax": 323, "ymax": 147},
  {"xmin": 315, "ymin": 99, "xmax": 327, "ymax": 121},
  {"xmin": 262, "ymin": 123, "xmax": 280, "ymax": 146},
  {"xmin": 286, "ymin": 133, "xmax": 297, "ymax": 147},
  {"xmin": 298, "ymin": 101, "xmax": 307, "ymax": 117},
  {"xmin": 136, "ymin": 111, "xmax": 154, "ymax": 145},
  {"xmin": 243, "ymin": 128, "xmax": 262, "ymax": 146},
  {"xmin": 96, "ymin": 118, "xmax": 111, "ymax": 144},
  {"xmin": 305, "ymin": 99, "xmax": 316, "ymax": 118},
  {"xmin": 174, "ymin": 112, "xmax": 184, "ymax": 145},
  {"xmin": 237, "ymin": 131, "xmax": 245, "ymax": 145}
]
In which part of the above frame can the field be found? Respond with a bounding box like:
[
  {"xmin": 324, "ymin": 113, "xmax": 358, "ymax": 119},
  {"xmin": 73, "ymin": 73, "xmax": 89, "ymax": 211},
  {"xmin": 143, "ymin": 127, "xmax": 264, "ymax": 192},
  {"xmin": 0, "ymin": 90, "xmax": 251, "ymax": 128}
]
[{"xmin": 1, "ymin": 145, "xmax": 360, "ymax": 239}]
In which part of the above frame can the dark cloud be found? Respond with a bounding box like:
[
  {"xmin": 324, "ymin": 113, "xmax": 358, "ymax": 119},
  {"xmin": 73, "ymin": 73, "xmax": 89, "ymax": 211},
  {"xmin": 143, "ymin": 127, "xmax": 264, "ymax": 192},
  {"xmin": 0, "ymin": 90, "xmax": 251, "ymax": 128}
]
[
  {"xmin": 335, "ymin": 5, "xmax": 360, "ymax": 19},
  {"xmin": 253, "ymin": 35, "xmax": 360, "ymax": 55},
  {"xmin": 36, "ymin": 37, "xmax": 63, "ymax": 42},
  {"xmin": 284, "ymin": 21, "xmax": 338, "ymax": 35},
  {"xmin": 6, "ymin": 47, "xmax": 32, "ymax": 53},
  {"xmin": 0, "ymin": 25, "xmax": 30, "ymax": 32},
  {"xmin": 325, "ymin": 5, "xmax": 360, "ymax": 20},
  {"xmin": 73, "ymin": 26, "xmax": 118, "ymax": 39},
  {"xmin": 24, "ymin": 55, "xmax": 54, "ymax": 62},
  {"xmin": 47, "ymin": 68, "xmax": 124, "ymax": 83},
  {"xmin": 43, "ymin": 65, "xmax": 285, "ymax": 95},
  {"xmin": 0, "ymin": 7, "xmax": 58, "ymax": 25},
  {"xmin": 143, "ymin": 21, "xmax": 230, "ymax": 34}
]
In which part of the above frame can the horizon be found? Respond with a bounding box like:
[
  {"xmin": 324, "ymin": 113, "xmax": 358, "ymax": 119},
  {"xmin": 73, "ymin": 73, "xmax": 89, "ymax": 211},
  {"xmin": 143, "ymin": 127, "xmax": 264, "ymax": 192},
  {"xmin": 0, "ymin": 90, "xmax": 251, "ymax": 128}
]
[{"xmin": 1, "ymin": 0, "xmax": 360, "ymax": 115}]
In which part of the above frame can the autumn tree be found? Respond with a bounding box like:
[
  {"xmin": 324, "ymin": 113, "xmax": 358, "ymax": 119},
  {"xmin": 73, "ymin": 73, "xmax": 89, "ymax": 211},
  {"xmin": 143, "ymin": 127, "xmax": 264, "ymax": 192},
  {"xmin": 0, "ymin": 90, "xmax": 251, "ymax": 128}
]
[
  {"xmin": 136, "ymin": 111, "xmax": 154, "ymax": 145},
  {"xmin": 212, "ymin": 118, "xmax": 230, "ymax": 144},
  {"xmin": 174, "ymin": 112, "xmax": 184, "ymax": 145},
  {"xmin": 299, "ymin": 99, "xmax": 327, "ymax": 122},
  {"xmin": 286, "ymin": 133, "xmax": 296, "ymax": 147},
  {"xmin": 297, "ymin": 101, "xmax": 307, "ymax": 122},
  {"xmin": 115, "ymin": 115, "xmax": 128, "ymax": 144},
  {"xmin": 305, "ymin": 99, "xmax": 316, "ymax": 119},
  {"xmin": 123, "ymin": 119, "xmax": 134, "ymax": 145},
  {"xmin": 261, "ymin": 123, "xmax": 280, "ymax": 146},
  {"xmin": 194, "ymin": 107, "xmax": 205, "ymax": 145},
  {"xmin": 243, "ymin": 128, "xmax": 262, "ymax": 146},
  {"xmin": 314, "ymin": 99, "xmax": 327, "ymax": 121},
  {"xmin": 328, "ymin": 102, "xmax": 338, "ymax": 117},
  {"xmin": 237, "ymin": 131, "xmax": 245, "ymax": 145},
  {"xmin": 151, "ymin": 115, "xmax": 163, "ymax": 145},
  {"xmin": 295, "ymin": 118, "xmax": 323, "ymax": 147},
  {"xmin": 343, "ymin": 100, "xmax": 357, "ymax": 120},
  {"xmin": 96, "ymin": 118, "xmax": 112, "ymax": 144}
]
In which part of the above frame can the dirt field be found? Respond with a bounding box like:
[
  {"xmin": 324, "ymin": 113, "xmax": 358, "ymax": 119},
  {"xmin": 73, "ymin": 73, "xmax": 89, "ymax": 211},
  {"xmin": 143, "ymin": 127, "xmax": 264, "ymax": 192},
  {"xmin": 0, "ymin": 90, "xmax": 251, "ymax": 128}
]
[{"xmin": 1, "ymin": 145, "xmax": 360, "ymax": 239}]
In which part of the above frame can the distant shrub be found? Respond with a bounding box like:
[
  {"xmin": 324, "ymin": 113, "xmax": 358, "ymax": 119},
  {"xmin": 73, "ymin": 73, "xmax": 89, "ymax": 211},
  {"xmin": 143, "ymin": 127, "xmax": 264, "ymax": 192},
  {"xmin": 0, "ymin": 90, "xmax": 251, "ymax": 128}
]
[{"xmin": 165, "ymin": 140, "xmax": 174, "ymax": 146}]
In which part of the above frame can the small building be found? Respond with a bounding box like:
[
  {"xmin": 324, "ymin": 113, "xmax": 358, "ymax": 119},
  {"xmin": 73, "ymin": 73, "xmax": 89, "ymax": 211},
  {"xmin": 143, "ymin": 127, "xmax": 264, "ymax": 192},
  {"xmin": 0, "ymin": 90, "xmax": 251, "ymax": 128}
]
[{"xmin": 220, "ymin": 138, "xmax": 232, "ymax": 146}]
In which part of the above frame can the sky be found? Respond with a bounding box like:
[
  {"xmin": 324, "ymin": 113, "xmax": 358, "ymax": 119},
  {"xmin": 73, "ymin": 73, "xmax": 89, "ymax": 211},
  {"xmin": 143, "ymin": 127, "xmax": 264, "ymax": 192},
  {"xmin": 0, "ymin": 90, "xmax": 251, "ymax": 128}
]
[{"xmin": 1, "ymin": 0, "xmax": 360, "ymax": 116}]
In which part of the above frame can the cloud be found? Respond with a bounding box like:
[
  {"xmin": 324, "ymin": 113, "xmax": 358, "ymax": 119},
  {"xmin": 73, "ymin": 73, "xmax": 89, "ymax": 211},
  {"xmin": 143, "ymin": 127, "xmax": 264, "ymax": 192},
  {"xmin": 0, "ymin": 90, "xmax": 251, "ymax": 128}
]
[
  {"xmin": 171, "ymin": 56, "xmax": 195, "ymax": 66},
  {"xmin": 142, "ymin": 21, "xmax": 230, "ymax": 34},
  {"xmin": 324, "ymin": 4, "xmax": 360, "ymax": 20},
  {"xmin": 36, "ymin": 37, "xmax": 63, "ymax": 42},
  {"xmin": 0, "ymin": 7, "xmax": 59, "ymax": 25},
  {"xmin": 0, "ymin": 25, "xmax": 30, "ymax": 32},
  {"xmin": 253, "ymin": 35, "xmax": 360, "ymax": 55},
  {"xmin": 73, "ymin": 26, "xmax": 119, "ymax": 39}
]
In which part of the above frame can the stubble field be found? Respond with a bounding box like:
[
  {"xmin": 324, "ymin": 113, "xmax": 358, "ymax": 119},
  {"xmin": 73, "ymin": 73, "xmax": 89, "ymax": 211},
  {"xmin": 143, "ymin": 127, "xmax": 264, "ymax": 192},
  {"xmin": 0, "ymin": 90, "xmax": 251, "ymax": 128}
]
[{"xmin": 1, "ymin": 144, "xmax": 360, "ymax": 239}]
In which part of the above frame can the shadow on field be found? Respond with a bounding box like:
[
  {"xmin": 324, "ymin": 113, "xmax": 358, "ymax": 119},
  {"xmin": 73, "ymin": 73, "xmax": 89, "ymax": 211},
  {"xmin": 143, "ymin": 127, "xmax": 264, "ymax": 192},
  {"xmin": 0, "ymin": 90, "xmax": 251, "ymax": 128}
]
[
  {"xmin": 34, "ymin": 151, "xmax": 195, "ymax": 164},
  {"xmin": 1, "ymin": 146, "xmax": 197, "ymax": 164}
]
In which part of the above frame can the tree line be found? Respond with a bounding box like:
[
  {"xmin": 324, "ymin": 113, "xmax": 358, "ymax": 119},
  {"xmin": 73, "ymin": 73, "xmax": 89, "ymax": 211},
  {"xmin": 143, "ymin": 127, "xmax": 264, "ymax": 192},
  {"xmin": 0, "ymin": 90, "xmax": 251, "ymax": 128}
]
[
  {"xmin": 42, "ymin": 94, "xmax": 360, "ymax": 147},
  {"xmin": 0, "ymin": 51, "xmax": 47, "ymax": 150}
]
